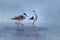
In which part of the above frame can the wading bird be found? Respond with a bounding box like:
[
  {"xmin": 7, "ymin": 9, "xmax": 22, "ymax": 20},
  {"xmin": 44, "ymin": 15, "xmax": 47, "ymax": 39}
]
[
  {"xmin": 29, "ymin": 10, "xmax": 38, "ymax": 27},
  {"xmin": 12, "ymin": 13, "xmax": 28, "ymax": 30}
]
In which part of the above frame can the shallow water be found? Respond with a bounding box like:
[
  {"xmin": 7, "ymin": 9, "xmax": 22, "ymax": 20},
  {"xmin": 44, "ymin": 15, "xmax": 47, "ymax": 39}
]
[{"xmin": 0, "ymin": 23, "xmax": 60, "ymax": 40}]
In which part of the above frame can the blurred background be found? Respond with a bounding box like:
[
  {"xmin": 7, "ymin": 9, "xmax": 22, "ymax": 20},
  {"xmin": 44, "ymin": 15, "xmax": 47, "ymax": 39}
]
[{"xmin": 0, "ymin": 0, "xmax": 60, "ymax": 40}]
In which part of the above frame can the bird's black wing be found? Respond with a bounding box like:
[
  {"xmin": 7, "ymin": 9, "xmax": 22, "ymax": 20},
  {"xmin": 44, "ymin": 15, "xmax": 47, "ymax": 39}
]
[{"xmin": 29, "ymin": 16, "xmax": 34, "ymax": 20}]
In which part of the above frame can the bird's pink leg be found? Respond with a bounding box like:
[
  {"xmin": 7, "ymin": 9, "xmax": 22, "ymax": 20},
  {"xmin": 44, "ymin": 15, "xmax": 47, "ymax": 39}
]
[
  {"xmin": 32, "ymin": 21, "xmax": 35, "ymax": 28},
  {"xmin": 15, "ymin": 20, "xmax": 20, "ymax": 30}
]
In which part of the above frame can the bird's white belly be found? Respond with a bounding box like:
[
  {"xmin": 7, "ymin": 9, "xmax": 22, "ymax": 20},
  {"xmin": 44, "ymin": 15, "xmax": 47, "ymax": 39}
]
[{"xmin": 33, "ymin": 16, "xmax": 38, "ymax": 21}]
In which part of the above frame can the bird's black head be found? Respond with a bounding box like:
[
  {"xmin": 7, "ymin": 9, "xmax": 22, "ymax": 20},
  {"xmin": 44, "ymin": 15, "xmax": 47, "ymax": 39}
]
[
  {"xmin": 32, "ymin": 10, "xmax": 35, "ymax": 12},
  {"xmin": 23, "ymin": 13, "xmax": 28, "ymax": 17}
]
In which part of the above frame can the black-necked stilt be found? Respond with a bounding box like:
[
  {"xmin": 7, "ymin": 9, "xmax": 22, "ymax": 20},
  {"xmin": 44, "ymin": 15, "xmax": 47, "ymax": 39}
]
[
  {"xmin": 29, "ymin": 10, "xmax": 38, "ymax": 27},
  {"xmin": 12, "ymin": 13, "xmax": 28, "ymax": 30}
]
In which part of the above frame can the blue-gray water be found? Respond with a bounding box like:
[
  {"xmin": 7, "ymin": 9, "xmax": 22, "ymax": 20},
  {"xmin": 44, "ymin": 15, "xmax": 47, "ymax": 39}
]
[{"xmin": 0, "ymin": 23, "xmax": 60, "ymax": 40}]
